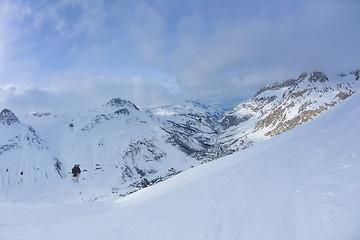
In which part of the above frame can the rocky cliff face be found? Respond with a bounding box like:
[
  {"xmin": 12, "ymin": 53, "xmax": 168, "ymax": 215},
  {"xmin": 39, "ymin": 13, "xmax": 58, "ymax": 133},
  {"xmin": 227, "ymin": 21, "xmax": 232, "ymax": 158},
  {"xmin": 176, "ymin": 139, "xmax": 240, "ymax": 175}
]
[
  {"xmin": 147, "ymin": 70, "xmax": 359, "ymax": 161},
  {"xmin": 254, "ymin": 72, "xmax": 357, "ymax": 137},
  {"xmin": 218, "ymin": 71, "xmax": 359, "ymax": 153},
  {"xmin": 216, "ymin": 78, "xmax": 290, "ymax": 154}
]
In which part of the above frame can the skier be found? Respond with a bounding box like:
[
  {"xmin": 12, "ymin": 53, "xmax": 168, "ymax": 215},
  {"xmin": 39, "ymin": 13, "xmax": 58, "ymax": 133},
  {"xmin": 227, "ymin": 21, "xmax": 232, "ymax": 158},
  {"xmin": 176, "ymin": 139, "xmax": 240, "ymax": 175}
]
[{"xmin": 72, "ymin": 164, "xmax": 81, "ymax": 177}]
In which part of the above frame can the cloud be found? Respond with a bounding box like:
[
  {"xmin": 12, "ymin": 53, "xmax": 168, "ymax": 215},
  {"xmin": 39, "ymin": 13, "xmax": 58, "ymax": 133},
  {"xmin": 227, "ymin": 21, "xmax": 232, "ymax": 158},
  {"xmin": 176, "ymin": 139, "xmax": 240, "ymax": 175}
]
[
  {"xmin": 0, "ymin": 0, "xmax": 106, "ymax": 56},
  {"xmin": 120, "ymin": 1, "xmax": 167, "ymax": 66},
  {"xmin": 0, "ymin": 0, "xmax": 108, "ymax": 85},
  {"xmin": 1, "ymin": 0, "xmax": 360, "ymax": 112},
  {"xmin": 0, "ymin": 0, "xmax": 32, "ymax": 74},
  {"xmin": 119, "ymin": 0, "xmax": 360, "ymax": 101},
  {"xmin": 24, "ymin": 0, "xmax": 107, "ymax": 39},
  {"xmin": 0, "ymin": 74, "xmax": 183, "ymax": 114}
]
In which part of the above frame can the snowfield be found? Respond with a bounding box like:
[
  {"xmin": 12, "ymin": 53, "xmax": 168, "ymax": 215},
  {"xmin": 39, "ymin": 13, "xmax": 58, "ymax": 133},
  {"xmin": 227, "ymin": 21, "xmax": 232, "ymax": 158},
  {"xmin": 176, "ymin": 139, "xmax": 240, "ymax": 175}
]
[{"xmin": 1, "ymin": 93, "xmax": 360, "ymax": 240}]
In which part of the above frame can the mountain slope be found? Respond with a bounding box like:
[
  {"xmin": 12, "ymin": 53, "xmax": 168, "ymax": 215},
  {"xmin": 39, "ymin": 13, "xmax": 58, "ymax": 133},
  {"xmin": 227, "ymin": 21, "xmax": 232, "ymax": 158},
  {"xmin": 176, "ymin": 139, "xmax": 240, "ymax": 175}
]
[
  {"xmin": 2, "ymin": 70, "xmax": 359, "ymax": 200},
  {"xmin": 17, "ymin": 98, "xmax": 197, "ymax": 200},
  {"xmin": 148, "ymin": 101, "xmax": 223, "ymax": 160},
  {"xmin": 218, "ymin": 71, "xmax": 359, "ymax": 153},
  {"xmin": 148, "ymin": 71, "xmax": 359, "ymax": 160},
  {"xmin": 0, "ymin": 109, "xmax": 62, "ymax": 199},
  {"xmin": 2, "ymin": 88, "xmax": 360, "ymax": 240},
  {"xmin": 114, "ymin": 91, "xmax": 360, "ymax": 240}
]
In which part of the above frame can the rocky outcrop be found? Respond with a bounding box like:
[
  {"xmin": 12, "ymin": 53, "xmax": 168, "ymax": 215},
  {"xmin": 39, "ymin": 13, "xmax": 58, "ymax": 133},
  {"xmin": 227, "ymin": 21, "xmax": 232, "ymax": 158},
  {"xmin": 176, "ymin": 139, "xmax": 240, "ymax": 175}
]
[
  {"xmin": 216, "ymin": 71, "xmax": 359, "ymax": 154},
  {"xmin": 251, "ymin": 72, "xmax": 356, "ymax": 137},
  {"xmin": 153, "ymin": 71, "xmax": 360, "ymax": 161},
  {"xmin": 308, "ymin": 71, "xmax": 329, "ymax": 83},
  {"xmin": 255, "ymin": 79, "xmax": 297, "ymax": 96},
  {"xmin": 351, "ymin": 70, "xmax": 359, "ymax": 81},
  {"xmin": 106, "ymin": 98, "xmax": 139, "ymax": 111},
  {"xmin": 262, "ymin": 106, "xmax": 328, "ymax": 137},
  {"xmin": 0, "ymin": 109, "xmax": 20, "ymax": 126},
  {"xmin": 220, "ymin": 114, "xmax": 252, "ymax": 130}
]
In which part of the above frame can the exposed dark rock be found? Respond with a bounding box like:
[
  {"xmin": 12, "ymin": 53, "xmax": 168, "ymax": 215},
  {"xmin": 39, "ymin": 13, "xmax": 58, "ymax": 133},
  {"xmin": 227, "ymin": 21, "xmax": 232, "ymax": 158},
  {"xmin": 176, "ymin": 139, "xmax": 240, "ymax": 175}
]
[
  {"xmin": 308, "ymin": 72, "xmax": 329, "ymax": 83},
  {"xmin": 95, "ymin": 163, "xmax": 102, "ymax": 170},
  {"xmin": 255, "ymin": 79, "xmax": 297, "ymax": 96},
  {"xmin": 162, "ymin": 123, "xmax": 211, "ymax": 156},
  {"xmin": 123, "ymin": 168, "xmax": 183, "ymax": 195},
  {"xmin": 114, "ymin": 108, "xmax": 130, "ymax": 115},
  {"xmin": 140, "ymin": 178, "xmax": 149, "ymax": 188},
  {"xmin": 122, "ymin": 165, "xmax": 134, "ymax": 180},
  {"xmin": 220, "ymin": 114, "xmax": 252, "ymax": 130},
  {"xmin": 355, "ymin": 70, "xmax": 360, "ymax": 81},
  {"xmin": 107, "ymin": 98, "xmax": 139, "ymax": 111},
  {"xmin": 0, "ymin": 142, "xmax": 20, "ymax": 155},
  {"xmin": 32, "ymin": 112, "xmax": 51, "ymax": 117},
  {"xmin": 263, "ymin": 106, "xmax": 327, "ymax": 137},
  {"xmin": 0, "ymin": 109, "xmax": 19, "ymax": 126},
  {"xmin": 337, "ymin": 91, "xmax": 354, "ymax": 100},
  {"xmin": 54, "ymin": 158, "xmax": 64, "ymax": 178}
]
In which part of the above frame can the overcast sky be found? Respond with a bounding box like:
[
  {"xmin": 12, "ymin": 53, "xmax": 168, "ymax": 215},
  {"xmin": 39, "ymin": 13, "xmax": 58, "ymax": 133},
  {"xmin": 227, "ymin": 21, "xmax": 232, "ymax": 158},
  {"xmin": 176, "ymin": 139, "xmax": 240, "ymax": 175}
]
[{"xmin": 0, "ymin": 0, "xmax": 359, "ymax": 113}]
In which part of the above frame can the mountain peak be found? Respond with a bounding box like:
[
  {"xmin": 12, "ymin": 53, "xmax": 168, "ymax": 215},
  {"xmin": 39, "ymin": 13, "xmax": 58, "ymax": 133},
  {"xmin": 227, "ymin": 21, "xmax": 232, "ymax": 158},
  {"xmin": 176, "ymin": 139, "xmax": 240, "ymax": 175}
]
[
  {"xmin": 308, "ymin": 71, "xmax": 329, "ymax": 83},
  {"xmin": 0, "ymin": 109, "xmax": 20, "ymax": 126},
  {"xmin": 106, "ymin": 98, "xmax": 139, "ymax": 111},
  {"xmin": 255, "ymin": 78, "xmax": 297, "ymax": 96}
]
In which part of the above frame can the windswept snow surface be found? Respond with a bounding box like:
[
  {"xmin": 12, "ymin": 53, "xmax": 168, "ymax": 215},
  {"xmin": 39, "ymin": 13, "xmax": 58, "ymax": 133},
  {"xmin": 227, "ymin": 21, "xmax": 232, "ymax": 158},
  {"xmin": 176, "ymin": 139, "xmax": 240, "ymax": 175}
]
[{"xmin": 1, "ymin": 93, "xmax": 360, "ymax": 239}]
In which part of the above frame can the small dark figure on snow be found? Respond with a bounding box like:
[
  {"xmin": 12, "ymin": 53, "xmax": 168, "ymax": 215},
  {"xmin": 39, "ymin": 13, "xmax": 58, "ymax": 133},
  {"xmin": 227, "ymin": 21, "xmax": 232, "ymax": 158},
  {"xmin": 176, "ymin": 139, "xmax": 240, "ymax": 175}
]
[{"xmin": 72, "ymin": 164, "xmax": 81, "ymax": 177}]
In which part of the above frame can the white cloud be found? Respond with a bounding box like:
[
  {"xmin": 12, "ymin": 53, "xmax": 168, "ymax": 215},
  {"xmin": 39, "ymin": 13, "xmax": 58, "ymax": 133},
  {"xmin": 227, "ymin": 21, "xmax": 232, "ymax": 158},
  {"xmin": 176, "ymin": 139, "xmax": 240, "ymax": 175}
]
[
  {"xmin": 0, "ymin": 0, "xmax": 32, "ymax": 74},
  {"xmin": 0, "ymin": 74, "xmax": 183, "ymax": 114},
  {"xmin": 119, "ymin": 0, "xmax": 168, "ymax": 67},
  {"xmin": 26, "ymin": 0, "xmax": 107, "ymax": 39},
  {"xmin": 0, "ymin": 0, "xmax": 359, "ymax": 112},
  {"xmin": 119, "ymin": 0, "xmax": 360, "ymax": 101}
]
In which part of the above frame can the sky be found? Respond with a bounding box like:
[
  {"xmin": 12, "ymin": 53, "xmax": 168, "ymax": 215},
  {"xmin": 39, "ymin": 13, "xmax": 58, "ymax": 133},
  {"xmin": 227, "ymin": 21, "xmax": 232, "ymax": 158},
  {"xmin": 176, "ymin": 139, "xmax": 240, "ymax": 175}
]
[{"xmin": 0, "ymin": 0, "xmax": 359, "ymax": 113}]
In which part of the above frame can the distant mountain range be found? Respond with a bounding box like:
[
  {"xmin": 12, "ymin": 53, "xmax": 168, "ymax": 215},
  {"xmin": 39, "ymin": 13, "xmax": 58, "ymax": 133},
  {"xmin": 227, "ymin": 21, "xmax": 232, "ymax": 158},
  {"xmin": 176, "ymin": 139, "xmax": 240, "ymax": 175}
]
[
  {"xmin": 151, "ymin": 70, "xmax": 359, "ymax": 159},
  {"xmin": 0, "ymin": 70, "xmax": 359, "ymax": 201}
]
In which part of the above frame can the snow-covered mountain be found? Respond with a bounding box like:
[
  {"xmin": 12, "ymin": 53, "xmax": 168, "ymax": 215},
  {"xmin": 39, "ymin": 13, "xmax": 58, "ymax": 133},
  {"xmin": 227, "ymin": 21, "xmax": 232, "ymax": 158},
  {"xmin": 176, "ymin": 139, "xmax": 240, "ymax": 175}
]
[
  {"xmin": 149, "ymin": 100, "xmax": 223, "ymax": 119},
  {"xmin": 0, "ymin": 109, "xmax": 63, "ymax": 199},
  {"xmin": 1, "ymin": 70, "xmax": 359, "ymax": 200},
  {"xmin": 3, "ymin": 98, "xmax": 197, "ymax": 200},
  {"xmin": 148, "ymin": 101, "xmax": 224, "ymax": 161},
  {"xmin": 149, "ymin": 70, "xmax": 359, "ymax": 160},
  {"xmin": 217, "ymin": 71, "xmax": 360, "ymax": 153},
  {"xmin": 2, "ymin": 84, "xmax": 360, "ymax": 240}
]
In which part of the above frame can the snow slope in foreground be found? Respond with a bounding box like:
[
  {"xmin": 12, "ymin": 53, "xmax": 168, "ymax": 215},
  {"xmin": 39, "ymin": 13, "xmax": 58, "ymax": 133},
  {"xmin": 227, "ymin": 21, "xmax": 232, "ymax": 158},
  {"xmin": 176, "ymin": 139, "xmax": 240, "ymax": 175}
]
[{"xmin": 1, "ymin": 93, "xmax": 360, "ymax": 240}]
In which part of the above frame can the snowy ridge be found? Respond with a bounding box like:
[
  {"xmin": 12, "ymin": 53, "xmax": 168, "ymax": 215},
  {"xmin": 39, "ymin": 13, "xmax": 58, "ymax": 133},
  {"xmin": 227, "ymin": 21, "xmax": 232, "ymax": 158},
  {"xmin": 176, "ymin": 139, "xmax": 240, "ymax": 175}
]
[
  {"xmin": 149, "ymin": 100, "xmax": 223, "ymax": 118},
  {"xmin": 0, "ymin": 109, "xmax": 20, "ymax": 125},
  {"xmin": 0, "ymin": 109, "xmax": 62, "ymax": 199},
  {"xmin": 112, "ymin": 90, "xmax": 360, "ymax": 239},
  {"xmin": 2, "ymin": 88, "xmax": 360, "ymax": 240},
  {"xmin": 10, "ymin": 98, "xmax": 197, "ymax": 201},
  {"xmin": 1, "ymin": 70, "xmax": 359, "ymax": 201},
  {"xmin": 218, "ymin": 70, "xmax": 360, "ymax": 153},
  {"xmin": 149, "ymin": 70, "xmax": 359, "ymax": 160}
]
